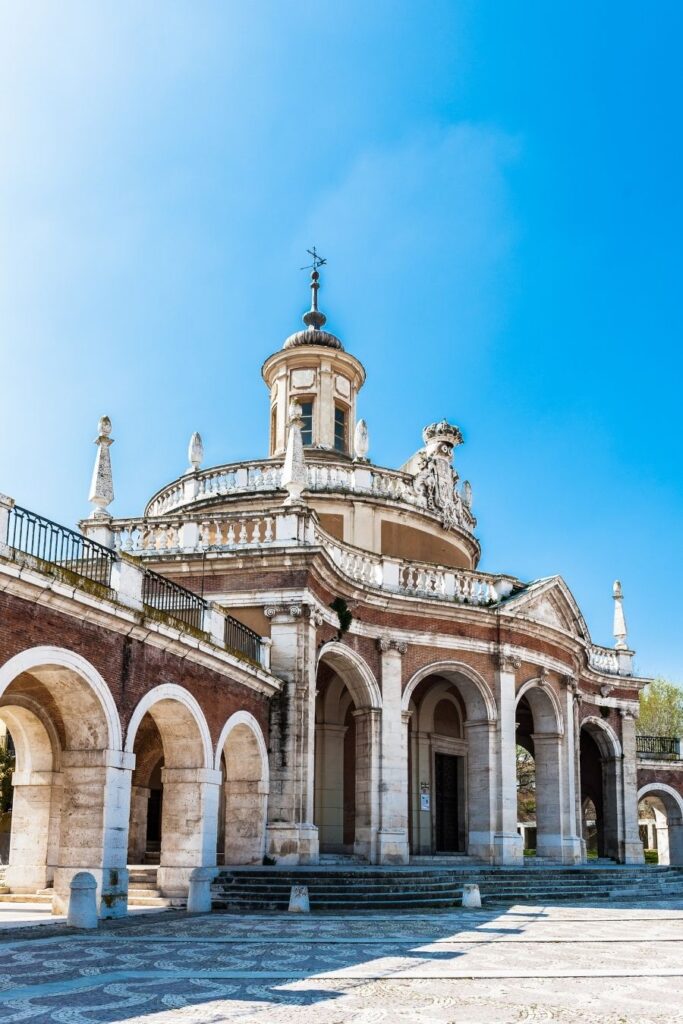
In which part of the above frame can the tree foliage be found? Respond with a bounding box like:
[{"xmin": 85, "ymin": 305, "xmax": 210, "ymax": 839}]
[
  {"xmin": 0, "ymin": 742, "xmax": 15, "ymax": 815},
  {"xmin": 638, "ymin": 678, "xmax": 683, "ymax": 737}
]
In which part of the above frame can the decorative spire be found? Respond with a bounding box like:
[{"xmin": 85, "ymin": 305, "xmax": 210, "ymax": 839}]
[
  {"xmin": 88, "ymin": 416, "xmax": 114, "ymax": 520},
  {"xmin": 188, "ymin": 432, "xmax": 204, "ymax": 473},
  {"xmin": 281, "ymin": 400, "xmax": 307, "ymax": 505},
  {"xmin": 613, "ymin": 580, "xmax": 628, "ymax": 650},
  {"xmin": 354, "ymin": 419, "xmax": 369, "ymax": 462},
  {"xmin": 302, "ymin": 250, "xmax": 328, "ymax": 331}
]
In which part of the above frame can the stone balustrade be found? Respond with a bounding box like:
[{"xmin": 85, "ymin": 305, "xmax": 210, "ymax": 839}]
[
  {"xmin": 588, "ymin": 643, "xmax": 633, "ymax": 677},
  {"xmin": 144, "ymin": 458, "xmax": 476, "ymax": 534}
]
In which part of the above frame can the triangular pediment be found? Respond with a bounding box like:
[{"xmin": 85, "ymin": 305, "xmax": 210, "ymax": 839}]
[{"xmin": 503, "ymin": 576, "xmax": 590, "ymax": 640}]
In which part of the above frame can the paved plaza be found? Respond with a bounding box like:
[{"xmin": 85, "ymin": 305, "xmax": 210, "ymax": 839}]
[{"xmin": 0, "ymin": 901, "xmax": 683, "ymax": 1023}]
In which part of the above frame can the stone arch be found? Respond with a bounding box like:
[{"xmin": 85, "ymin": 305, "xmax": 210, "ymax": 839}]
[
  {"xmin": 404, "ymin": 660, "xmax": 496, "ymax": 861},
  {"xmin": 0, "ymin": 645, "xmax": 121, "ymax": 751},
  {"xmin": 125, "ymin": 684, "xmax": 219, "ymax": 898},
  {"xmin": 314, "ymin": 643, "xmax": 381, "ymax": 860},
  {"xmin": 515, "ymin": 680, "xmax": 565, "ymax": 861},
  {"xmin": 580, "ymin": 716, "xmax": 622, "ymax": 861},
  {"xmin": 317, "ymin": 642, "xmax": 382, "ymax": 709},
  {"xmin": 516, "ymin": 679, "xmax": 564, "ymax": 735},
  {"xmin": 0, "ymin": 645, "xmax": 126, "ymax": 916},
  {"xmin": 125, "ymin": 683, "xmax": 213, "ymax": 768},
  {"xmin": 215, "ymin": 711, "xmax": 269, "ymax": 865},
  {"xmin": 402, "ymin": 660, "xmax": 497, "ymax": 722},
  {"xmin": 637, "ymin": 783, "xmax": 683, "ymax": 865}
]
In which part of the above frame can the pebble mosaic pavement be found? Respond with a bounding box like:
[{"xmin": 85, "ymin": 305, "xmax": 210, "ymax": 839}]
[{"xmin": 1, "ymin": 900, "xmax": 682, "ymax": 1023}]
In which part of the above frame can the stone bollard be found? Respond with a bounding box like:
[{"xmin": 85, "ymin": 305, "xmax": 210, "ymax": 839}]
[
  {"xmin": 462, "ymin": 883, "xmax": 482, "ymax": 909},
  {"xmin": 288, "ymin": 884, "xmax": 310, "ymax": 913},
  {"xmin": 67, "ymin": 872, "xmax": 98, "ymax": 929},
  {"xmin": 187, "ymin": 867, "xmax": 215, "ymax": 914}
]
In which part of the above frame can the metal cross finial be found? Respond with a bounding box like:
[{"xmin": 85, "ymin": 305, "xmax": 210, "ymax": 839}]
[{"xmin": 300, "ymin": 246, "xmax": 327, "ymax": 271}]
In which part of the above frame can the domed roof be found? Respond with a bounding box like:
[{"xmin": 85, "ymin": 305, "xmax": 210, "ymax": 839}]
[{"xmin": 283, "ymin": 325, "xmax": 344, "ymax": 350}]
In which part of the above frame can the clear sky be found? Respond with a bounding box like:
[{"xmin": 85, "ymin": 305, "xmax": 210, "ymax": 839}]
[{"xmin": 0, "ymin": 2, "xmax": 681, "ymax": 680}]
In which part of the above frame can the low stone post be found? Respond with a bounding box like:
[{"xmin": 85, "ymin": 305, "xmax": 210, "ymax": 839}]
[
  {"xmin": 187, "ymin": 867, "xmax": 215, "ymax": 913},
  {"xmin": 67, "ymin": 872, "xmax": 98, "ymax": 929},
  {"xmin": 288, "ymin": 884, "xmax": 310, "ymax": 913},
  {"xmin": 462, "ymin": 883, "xmax": 482, "ymax": 909}
]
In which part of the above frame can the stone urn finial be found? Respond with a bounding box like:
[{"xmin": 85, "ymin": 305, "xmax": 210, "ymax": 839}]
[
  {"xmin": 188, "ymin": 432, "xmax": 204, "ymax": 472},
  {"xmin": 354, "ymin": 419, "xmax": 369, "ymax": 462},
  {"xmin": 613, "ymin": 579, "xmax": 628, "ymax": 650}
]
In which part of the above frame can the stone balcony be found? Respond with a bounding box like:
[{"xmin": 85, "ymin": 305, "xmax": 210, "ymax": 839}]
[{"xmin": 144, "ymin": 457, "xmax": 477, "ymax": 535}]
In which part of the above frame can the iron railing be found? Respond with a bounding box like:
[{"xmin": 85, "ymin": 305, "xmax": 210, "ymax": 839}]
[
  {"xmin": 5, "ymin": 504, "xmax": 115, "ymax": 587},
  {"xmin": 224, "ymin": 615, "xmax": 262, "ymax": 664},
  {"xmin": 636, "ymin": 735, "xmax": 681, "ymax": 759},
  {"xmin": 142, "ymin": 568, "xmax": 206, "ymax": 631}
]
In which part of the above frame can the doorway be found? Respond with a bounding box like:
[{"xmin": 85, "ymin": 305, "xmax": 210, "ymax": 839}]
[{"xmin": 435, "ymin": 752, "xmax": 460, "ymax": 852}]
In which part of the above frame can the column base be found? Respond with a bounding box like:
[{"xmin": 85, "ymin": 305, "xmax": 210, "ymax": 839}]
[
  {"xmin": 376, "ymin": 828, "xmax": 409, "ymax": 865},
  {"xmin": 621, "ymin": 841, "xmax": 645, "ymax": 865},
  {"xmin": 4, "ymin": 865, "xmax": 51, "ymax": 892},
  {"xmin": 492, "ymin": 832, "xmax": 524, "ymax": 866},
  {"xmin": 265, "ymin": 822, "xmax": 319, "ymax": 864},
  {"xmin": 559, "ymin": 835, "xmax": 583, "ymax": 865}
]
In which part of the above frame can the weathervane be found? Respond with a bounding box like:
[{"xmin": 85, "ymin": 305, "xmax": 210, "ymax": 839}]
[{"xmin": 300, "ymin": 246, "xmax": 327, "ymax": 272}]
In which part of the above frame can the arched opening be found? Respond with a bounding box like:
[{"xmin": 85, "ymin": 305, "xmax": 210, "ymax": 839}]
[
  {"xmin": 216, "ymin": 713, "xmax": 269, "ymax": 865},
  {"xmin": 515, "ymin": 684, "xmax": 564, "ymax": 861},
  {"xmin": 125, "ymin": 686, "xmax": 218, "ymax": 899},
  {"xmin": 314, "ymin": 645, "xmax": 380, "ymax": 861},
  {"xmin": 580, "ymin": 719, "xmax": 621, "ymax": 861},
  {"xmin": 0, "ymin": 647, "xmax": 124, "ymax": 915},
  {"xmin": 405, "ymin": 664, "xmax": 496, "ymax": 860},
  {"xmin": 637, "ymin": 785, "xmax": 683, "ymax": 866},
  {"xmin": 582, "ymin": 796, "xmax": 599, "ymax": 858},
  {"xmin": 516, "ymin": 741, "xmax": 536, "ymax": 854}
]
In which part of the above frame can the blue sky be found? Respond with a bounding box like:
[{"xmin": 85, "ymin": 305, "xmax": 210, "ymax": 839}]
[{"xmin": 0, "ymin": 2, "xmax": 681, "ymax": 679}]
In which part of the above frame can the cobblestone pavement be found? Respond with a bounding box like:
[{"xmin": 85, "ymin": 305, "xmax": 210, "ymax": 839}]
[{"xmin": 1, "ymin": 900, "xmax": 683, "ymax": 1023}]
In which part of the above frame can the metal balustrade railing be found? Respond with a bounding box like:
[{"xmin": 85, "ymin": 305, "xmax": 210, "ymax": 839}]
[
  {"xmin": 636, "ymin": 735, "xmax": 681, "ymax": 759},
  {"xmin": 5, "ymin": 504, "xmax": 115, "ymax": 587},
  {"xmin": 224, "ymin": 615, "xmax": 262, "ymax": 664},
  {"xmin": 142, "ymin": 567, "xmax": 206, "ymax": 631}
]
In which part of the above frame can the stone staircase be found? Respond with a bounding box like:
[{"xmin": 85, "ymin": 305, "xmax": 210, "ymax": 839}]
[
  {"xmin": 212, "ymin": 864, "xmax": 683, "ymax": 912},
  {"xmin": 127, "ymin": 866, "xmax": 177, "ymax": 908}
]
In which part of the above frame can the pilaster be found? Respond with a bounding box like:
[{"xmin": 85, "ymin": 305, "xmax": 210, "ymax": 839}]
[
  {"xmin": 493, "ymin": 650, "xmax": 524, "ymax": 865},
  {"xmin": 376, "ymin": 637, "xmax": 410, "ymax": 865}
]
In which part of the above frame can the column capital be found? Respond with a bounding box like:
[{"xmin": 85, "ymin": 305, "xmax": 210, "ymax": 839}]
[
  {"xmin": 562, "ymin": 673, "xmax": 579, "ymax": 692},
  {"xmin": 619, "ymin": 705, "xmax": 638, "ymax": 720},
  {"xmin": 496, "ymin": 648, "xmax": 521, "ymax": 672},
  {"xmin": 377, "ymin": 636, "xmax": 407, "ymax": 655},
  {"xmin": 264, "ymin": 603, "xmax": 304, "ymax": 622}
]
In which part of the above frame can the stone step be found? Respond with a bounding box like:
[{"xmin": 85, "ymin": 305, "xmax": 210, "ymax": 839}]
[
  {"xmin": 127, "ymin": 895, "xmax": 174, "ymax": 908},
  {"xmin": 0, "ymin": 893, "xmax": 53, "ymax": 904}
]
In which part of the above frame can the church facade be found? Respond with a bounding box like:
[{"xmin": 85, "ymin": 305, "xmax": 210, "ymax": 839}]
[{"xmin": 1, "ymin": 268, "xmax": 681, "ymax": 915}]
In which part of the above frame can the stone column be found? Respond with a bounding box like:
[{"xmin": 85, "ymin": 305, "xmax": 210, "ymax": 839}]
[
  {"xmin": 314, "ymin": 723, "xmax": 347, "ymax": 850},
  {"xmin": 464, "ymin": 720, "xmax": 497, "ymax": 861},
  {"xmin": 493, "ymin": 652, "xmax": 524, "ymax": 865},
  {"xmin": 52, "ymin": 749, "xmax": 134, "ymax": 918},
  {"xmin": 5, "ymin": 770, "xmax": 62, "ymax": 892},
  {"xmin": 376, "ymin": 638, "xmax": 409, "ymax": 864},
  {"xmin": 559, "ymin": 676, "xmax": 583, "ymax": 864},
  {"xmin": 413, "ymin": 730, "xmax": 433, "ymax": 854},
  {"xmin": 127, "ymin": 786, "xmax": 151, "ymax": 864},
  {"xmin": 353, "ymin": 707, "xmax": 381, "ymax": 862},
  {"xmin": 156, "ymin": 767, "xmax": 221, "ymax": 897},
  {"xmin": 223, "ymin": 777, "xmax": 268, "ymax": 864},
  {"xmin": 264, "ymin": 603, "xmax": 319, "ymax": 864},
  {"xmin": 532, "ymin": 732, "xmax": 564, "ymax": 861},
  {"xmin": 619, "ymin": 708, "xmax": 645, "ymax": 864},
  {"xmin": 573, "ymin": 692, "xmax": 587, "ymax": 861}
]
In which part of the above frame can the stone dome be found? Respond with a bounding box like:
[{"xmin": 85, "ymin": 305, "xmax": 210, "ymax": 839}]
[{"xmin": 283, "ymin": 325, "xmax": 344, "ymax": 350}]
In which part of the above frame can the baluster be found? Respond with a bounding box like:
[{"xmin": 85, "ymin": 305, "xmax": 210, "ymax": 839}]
[
  {"xmin": 226, "ymin": 523, "xmax": 235, "ymax": 546},
  {"xmin": 252, "ymin": 519, "xmax": 262, "ymax": 544},
  {"xmin": 238, "ymin": 522, "xmax": 248, "ymax": 545},
  {"xmin": 264, "ymin": 517, "xmax": 274, "ymax": 542}
]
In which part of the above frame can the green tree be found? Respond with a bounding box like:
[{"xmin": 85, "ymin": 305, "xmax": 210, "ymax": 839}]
[
  {"xmin": 0, "ymin": 741, "xmax": 15, "ymax": 814},
  {"xmin": 638, "ymin": 678, "xmax": 683, "ymax": 737}
]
